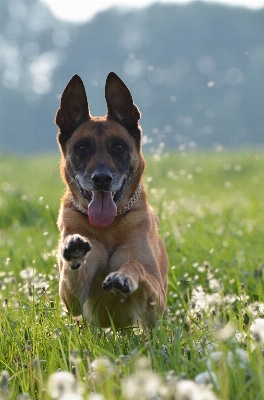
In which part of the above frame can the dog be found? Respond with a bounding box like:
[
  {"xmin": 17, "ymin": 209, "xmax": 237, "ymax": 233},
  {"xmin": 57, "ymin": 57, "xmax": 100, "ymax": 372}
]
[{"xmin": 55, "ymin": 72, "xmax": 168, "ymax": 328}]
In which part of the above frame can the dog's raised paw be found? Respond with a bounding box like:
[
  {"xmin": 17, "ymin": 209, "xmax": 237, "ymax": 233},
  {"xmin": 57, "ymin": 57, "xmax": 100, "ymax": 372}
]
[
  {"xmin": 62, "ymin": 234, "xmax": 91, "ymax": 264},
  {"xmin": 102, "ymin": 272, "xmax": 136, "ymax": 294}
]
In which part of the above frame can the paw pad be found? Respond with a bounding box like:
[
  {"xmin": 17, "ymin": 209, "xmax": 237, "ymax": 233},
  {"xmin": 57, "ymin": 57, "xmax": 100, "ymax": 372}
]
[
  {"xmin": 62, "ymin": 234, "xmax": 91, "ymax": 262},
  {"xmin": 102, "ymin": 273, "xmax": 132, "ymax": 294}
]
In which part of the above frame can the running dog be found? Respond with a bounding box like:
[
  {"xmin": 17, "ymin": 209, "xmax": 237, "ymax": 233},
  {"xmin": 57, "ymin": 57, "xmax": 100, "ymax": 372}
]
[{"xmin": 55, "ymin": 72, "xmax": 168, "ymax": 328}]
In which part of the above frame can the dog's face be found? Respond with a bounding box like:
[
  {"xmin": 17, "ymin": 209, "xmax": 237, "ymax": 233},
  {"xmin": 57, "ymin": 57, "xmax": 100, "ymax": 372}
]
[{"xmin": 55, "ymin": 72, "xmax": 145, "ymax": 228}]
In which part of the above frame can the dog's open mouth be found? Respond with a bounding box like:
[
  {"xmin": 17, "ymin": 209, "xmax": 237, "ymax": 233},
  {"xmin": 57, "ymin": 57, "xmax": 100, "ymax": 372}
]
[
  {"xmin": 88, "ymin": 191, "xmax": 116, "ymax": 228},
  {"xmin": 79, "ymin": 178, "xmax": 127, "ymax": 228}
]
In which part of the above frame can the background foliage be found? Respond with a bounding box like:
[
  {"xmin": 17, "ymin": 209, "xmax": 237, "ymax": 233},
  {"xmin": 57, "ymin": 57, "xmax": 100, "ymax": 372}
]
[{"xmin": 0, "ymin": 0, "xmax": 264, "ymax": 153}]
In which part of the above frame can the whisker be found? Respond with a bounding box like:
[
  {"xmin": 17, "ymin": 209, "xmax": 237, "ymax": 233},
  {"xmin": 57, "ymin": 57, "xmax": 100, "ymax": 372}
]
[{"xmin": 63, "ymin": 180, "xmax": 75, "ymax": 193}]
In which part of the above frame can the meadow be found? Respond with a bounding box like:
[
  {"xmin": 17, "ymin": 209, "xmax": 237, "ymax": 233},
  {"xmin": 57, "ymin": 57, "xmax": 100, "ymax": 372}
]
[{"xmin": 0, "ymin": 150, "xmax": 263, "ymax": 400}]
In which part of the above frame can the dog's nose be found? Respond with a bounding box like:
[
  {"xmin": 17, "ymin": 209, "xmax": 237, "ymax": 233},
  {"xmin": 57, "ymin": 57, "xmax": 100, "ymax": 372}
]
[{"xmin": 92, "ymin": 171, "xmax": 113, "ymax": 190}]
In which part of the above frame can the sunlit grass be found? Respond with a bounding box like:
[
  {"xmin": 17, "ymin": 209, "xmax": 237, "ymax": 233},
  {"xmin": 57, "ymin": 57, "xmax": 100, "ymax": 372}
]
[{"xmin": 0, "ymin": 150, "xmax": 263, "ymax": 400}]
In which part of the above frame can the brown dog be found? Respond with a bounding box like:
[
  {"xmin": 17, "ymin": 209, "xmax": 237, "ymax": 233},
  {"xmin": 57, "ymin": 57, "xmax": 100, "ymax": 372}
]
[{"xmin": 55, "ymin": 72, "xmax": 168, "ymax": 328}]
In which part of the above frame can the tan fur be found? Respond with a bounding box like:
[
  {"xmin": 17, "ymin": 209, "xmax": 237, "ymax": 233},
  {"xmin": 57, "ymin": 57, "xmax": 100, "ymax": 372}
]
[{"xmin": 56, "ymin": 73, "xmax": 168, "ymax": 328}]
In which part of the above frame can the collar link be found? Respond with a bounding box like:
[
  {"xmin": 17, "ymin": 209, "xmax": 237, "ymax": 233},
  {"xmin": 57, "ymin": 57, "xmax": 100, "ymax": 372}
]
[{"xmin": 68, "ymin": 183, "xmax": 142, "ymax": 217}]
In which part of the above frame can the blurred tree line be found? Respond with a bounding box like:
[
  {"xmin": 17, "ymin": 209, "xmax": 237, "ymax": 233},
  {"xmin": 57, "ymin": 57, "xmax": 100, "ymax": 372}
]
[{"xmin": 0, "ymin": 0, "xmax": 263, "ymax": 153}]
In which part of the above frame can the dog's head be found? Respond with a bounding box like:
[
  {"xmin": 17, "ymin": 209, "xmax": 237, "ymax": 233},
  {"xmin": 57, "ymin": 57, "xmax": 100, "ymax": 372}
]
[{"xmin": 55, "ymin": 72, "xmax": 145, "ymax": 228}]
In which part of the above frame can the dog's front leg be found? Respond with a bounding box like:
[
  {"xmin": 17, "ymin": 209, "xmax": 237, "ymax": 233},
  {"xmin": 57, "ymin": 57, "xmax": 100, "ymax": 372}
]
[
  {"xmin": 102, "ymin": 259, "xmax": 166, "ymax": 326},
  {"xmin": 59, "ymin": 234, "xmax": 91, "ymax": 315}
]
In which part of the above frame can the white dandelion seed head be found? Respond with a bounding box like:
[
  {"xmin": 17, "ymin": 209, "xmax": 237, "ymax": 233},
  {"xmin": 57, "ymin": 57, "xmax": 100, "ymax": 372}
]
[
  {"xmin": 90, "ymin": 357, "xmax": 112, "ymax": 372},
  {"xmin": 69, "ymin": 349, "xmax": 81, "ymax": 364},
  {"xmin": 90, "ymin": 357, "xmax": 113, "ymax": 382},
  {"xmin": 47, "ymin": 371, "xmax": 76, "ymax": 398},
  {"xmin": 215, "ymin": 321, "xmax": 236, "ymax": 341},
  {"xmin": 87, "ymin": 394, "xmax": 105, "ymax": 400},
  {"xmin": 17, "ymin": 394, "xmax": 30, "ymax": 400},
  {"xmin": 0, "ymin": 370, "xmax": 10, "ymax": 397},
  {"xmin": 190, "ymin": 285, "xmax": 223, "ymax": 315},
  {"xmin": 19, "ymin": 267, "xmax": 35, "ymax": 280},
  {"xmin": 209, "ymin": 278, "xmax": 222, "ymax": 292},
  {"xmin": 0, "ymin": 370, "xmax": 10, "ymax": 381},
  {"xmin": 175, "ymin": 379, "xmax": 219, "ymax": 400},
  {"xmin": 134, "ymin": 356, "xmax": 151, "ymax": 370},
  {"xmin": 250, "ymin": 318, "xmax": 264, "ymax": 344},
  {"xmin": 195, "ymin": 370, "xmax": 219, "ymax": 390},
  {"xmin": 247, "ymin": 302, "xmax": 264, "ymax": 318},
  {"xmin": 121, "ymin": 370, "xmax": 162, "ymax": 400},
  {"xmin": 227, "ymin": 348, "xmax": 249, "ymax": 369},
  {"xmin": 59, "ymin": 393, "xmax": 82, "ymax": 400},
  {"xmin": 206, "ymin": 351, "xmax": 224, "ymax": 371},
  {"xmin": 234, "ymin": 329, "xmax": 247, "ymax": 344},
  {"xmin": 204, "ymin": 340, "xmax": 218, "ymax": 353},
  {"xmin": 224, "ymin": 293, "xmax": 237, "ymax": 304}
]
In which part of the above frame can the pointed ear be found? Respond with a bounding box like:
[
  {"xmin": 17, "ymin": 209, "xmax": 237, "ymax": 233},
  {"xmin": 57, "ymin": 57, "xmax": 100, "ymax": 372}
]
[
  {"xmin": 105, "ymin": 72, "xmax": 141, "ymax": 137},
  {"xmin": 55, "ymin": 75, "xmax": 90, "ymax": 144}
]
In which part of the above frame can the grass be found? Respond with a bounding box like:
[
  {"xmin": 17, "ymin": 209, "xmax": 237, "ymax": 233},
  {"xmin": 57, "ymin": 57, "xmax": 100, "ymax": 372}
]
[{"xmin": 0, "ymin": 150, "xmax": 263, "ymax": 400}]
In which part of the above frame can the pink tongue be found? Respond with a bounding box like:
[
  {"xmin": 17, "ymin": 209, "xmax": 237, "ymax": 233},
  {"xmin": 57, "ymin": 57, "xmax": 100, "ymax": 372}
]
[{"xmin": 88, "ymin": 191, "xmax": 117, "ymax": 228}]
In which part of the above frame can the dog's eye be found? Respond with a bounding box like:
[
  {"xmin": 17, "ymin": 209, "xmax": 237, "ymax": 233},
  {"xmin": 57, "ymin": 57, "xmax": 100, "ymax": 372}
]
[
  {"xmin": 76, "ymin": 143, "xmax": 88, "ymax": 154},
  {"xmin": 113, "ymin": 142, "xmax": 125, "ymax": 152}
]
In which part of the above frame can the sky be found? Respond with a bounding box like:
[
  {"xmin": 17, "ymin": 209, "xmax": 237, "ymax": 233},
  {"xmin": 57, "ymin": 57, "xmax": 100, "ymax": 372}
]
[{"xmin": 41, "ymin": 0, "xmax": 264, "ymax": 23}]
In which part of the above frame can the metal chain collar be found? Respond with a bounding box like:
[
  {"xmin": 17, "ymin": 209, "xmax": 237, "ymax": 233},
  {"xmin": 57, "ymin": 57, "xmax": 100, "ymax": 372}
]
[{"xmin": 67, "ymin": 183, "xmax": 142, "ymax": 217}]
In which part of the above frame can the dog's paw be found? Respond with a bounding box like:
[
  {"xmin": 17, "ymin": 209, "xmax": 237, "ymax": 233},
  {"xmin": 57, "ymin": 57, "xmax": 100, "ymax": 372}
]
[
  {"xmin": 102, "ymin": 272, "xmax": 137, "ymax": 294},
  {"xmin": 62, "ymin": 234, "xmax": 91, "ymax": 269}
]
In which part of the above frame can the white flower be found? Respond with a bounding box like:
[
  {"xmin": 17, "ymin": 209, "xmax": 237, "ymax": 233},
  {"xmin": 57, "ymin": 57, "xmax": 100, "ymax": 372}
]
[
  {"xmin": 90, "ymin": 358, "xmax": 113, "ymax": 383},
  {"xmin": 0, "ymin": 370, "xmax": 9, "ymax": 398},
  {"xmin": 250, "ymin": 318, "xmax": 264, "ymax": 344},
  {"xmin": 247, "ymin": 302, "xmax": 264, "ymax": 318},
  {"xmin": 19, "ymin": 267, "xmax": 35, "ymax": 280},
  {"xmin": 189, "ymin": 285, "xmax": 223, "ymax": 315},
  {"xmin": 206, "ymin": 351, "xmax": 224, "ymax": 371},
  {"xmin": 87, "ymin": 394, "xmax": 105, "ymax": 400},
  {"xmin": 204, "ymin": 340, "xmax": 218, "ymax": 353},
  {"xmin": 224, "ymin": 293, "xmax": 237, "ymax": 304},
  {"xmin": 47, "ymin": 371, "xmax": 76, "ymax": 399},
  {"xmin": 195, "ymin": 370, "xmax": 219, "ymax": 389},
  {"xmin": 209, "ymin": 278, "xmax": 222, "ymax": 292},
  {"xmin": 234, "ymin": 330, "xmax": 247, "ymax": 344},
  {"xmin": 134, "ymin": 356, "xmax": 151, "ymax": 370},
  {"xmin": 227, "ymin": 348, "xmax": 249, "ymax": 369},
  {"xmin": 17, "ymin": 395, "xmax": 29, "ymax": 400},
  {"xmin": 175, "ymin": 380, "xmax": 219, "ymax": 400},
  {"xmin": 122, "ymin": 369, "xmax": 162, "ymax": 400},
  {"xmin": 70, "ymin": 349, "xmax": 81, "ymax": 364},
  {"xmin": 59, "ymin": 394, "xmax": 82, "ymax": 400},
  {"xmin": 215, "ymin": 321, "xmax": 235, "ymax": 341}
]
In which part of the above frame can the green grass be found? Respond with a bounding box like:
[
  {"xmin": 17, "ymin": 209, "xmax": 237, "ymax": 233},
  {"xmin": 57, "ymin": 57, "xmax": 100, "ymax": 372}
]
[{"xmin": 0, "ymin": 150, "xmax": 263, "ymax": 400}]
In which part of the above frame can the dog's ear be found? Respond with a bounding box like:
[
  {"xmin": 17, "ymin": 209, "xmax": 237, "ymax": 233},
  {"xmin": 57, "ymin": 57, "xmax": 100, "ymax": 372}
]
[
  {"xmin": 55, "ymin": 75, "xmax": 90, "ymax": 144},
  {"xmin": 105, "ymin": 72, "xmax": 141, "ymax": 140}
]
